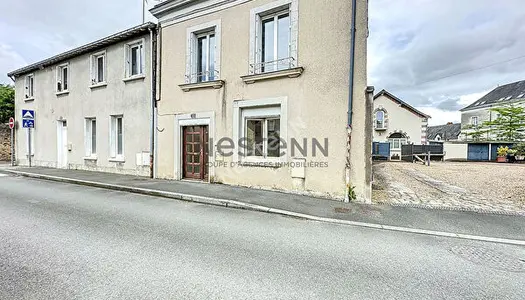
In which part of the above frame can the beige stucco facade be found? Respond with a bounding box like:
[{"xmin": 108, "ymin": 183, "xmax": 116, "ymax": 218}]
[
  {"xmin": 11, "ymin": 27, "xmax": 154, "ymax": 175},
  {"xmin": 152, "ymin": 0, "xmax": 370, "ymax": 200},
  {"xmin": 373, "ymin": 93, "xmax": 429, "ymax": 159}
]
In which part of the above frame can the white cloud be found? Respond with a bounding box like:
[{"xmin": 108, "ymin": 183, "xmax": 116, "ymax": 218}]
[
  {"xmin": 369, "ymin": 0, "xmax": 525, "ymax": 123},
  {"xmin": 0, "ymin": 44, "xmax": 27, "ymax": 83}
]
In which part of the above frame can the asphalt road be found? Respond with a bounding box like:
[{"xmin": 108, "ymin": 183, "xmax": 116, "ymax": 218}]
[{"xmin": 0, "ymin": 174, "xmax": 524, "ymax": 299}]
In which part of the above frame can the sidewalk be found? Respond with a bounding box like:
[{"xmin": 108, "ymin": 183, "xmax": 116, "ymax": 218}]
[{"xmin": 2, "ymin": 166, "xmax": 524, "ymax": 244}]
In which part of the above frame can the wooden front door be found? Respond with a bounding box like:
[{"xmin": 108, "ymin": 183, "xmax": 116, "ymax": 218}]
[{"xmin": 183, "ymin": 125, "xmax": 209, "ymax": 180}]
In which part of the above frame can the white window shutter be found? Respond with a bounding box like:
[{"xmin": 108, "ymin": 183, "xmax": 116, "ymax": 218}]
[
  {"xmin": 124, "ymin": 45, "xmax": 129, "ymax": 77},
  {"xmin": 140, "ymin": 44, "xmax": 145, "ymax": 75},
  {"xmin": 110, "ymin": 118, "xmax": 116, "ymax": 158},
  {"xmin": 89, "ymin": 56, "xmax": 94, "ymax": 83},
  {"xmin": 84, "ymin": 120, "xmax": 90, "ymax": 157}
]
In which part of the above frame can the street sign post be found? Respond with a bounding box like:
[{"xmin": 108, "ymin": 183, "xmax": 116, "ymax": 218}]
[
  {"xmin": 22, "ymin": 110, "xmax": 35, "ymax": 167},
  {"xmin": 9, "ymin": 117, "xmax": 15, "ymax": 166}
]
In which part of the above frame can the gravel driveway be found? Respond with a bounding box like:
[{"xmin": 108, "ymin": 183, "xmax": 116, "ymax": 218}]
[{"xmin": 373, "ymin": 161, "xmax": 525, "ymax": 214}]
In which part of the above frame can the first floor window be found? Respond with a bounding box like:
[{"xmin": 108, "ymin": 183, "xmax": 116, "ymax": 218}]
[
  {"xmin": 25, "ymin": 74, "xmax": 34, "ymax": 98},
  {"xmin": 471, "ymin": 116, "xmax": 479, "ymax": 126},
  {"xmin": 110, "ymin": 116, "xmax": 123, "ymax": 158},
  {"xmin": 375, "ymin": 110, "xmax": 385, "ymax": 129},
  {"xmin": 245, "ymin": 117, "xmax": 281, "ymax": 158},
  {"xmin": 91, "ymin": 52, "xmax": 106, "ymax": 84},
  {"xmin": 196, "ymin": 31, "xmax": 216, "ymax": 82},
  {"xmin": 126, "ymin": 41, "xmax": 144, "ymax": 77},
  {"xmin": 260, "ymin": 10, "xmax": 290, "ymax": 72},
  {"xmin": 85, "ymin": 118, "xmax": 96, "ymax": 156},
  {"xmin": 57, "ymin": 64, "xmax": 69, "ymax": 92}
]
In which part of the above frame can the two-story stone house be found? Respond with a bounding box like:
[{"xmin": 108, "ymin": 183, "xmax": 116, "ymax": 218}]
[
  {"xmin": 460, "ymin": 79, "xmax": 525, "ymax": 141},
  {"xmin": 7, "ymin": 23, "xmax": 157, "ymax": 175},
  {"xmin": 150, "ymin": 0, "xmax": 371, "ymax": 200},
  {"xmin": 373, "ymin": 89, "xmax": 430, "ymax": 159}
]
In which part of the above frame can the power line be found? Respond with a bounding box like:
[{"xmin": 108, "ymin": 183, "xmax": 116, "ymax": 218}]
[{"xmin": 412, "ymin": 54, "xmax": 525, "ymax": 86}]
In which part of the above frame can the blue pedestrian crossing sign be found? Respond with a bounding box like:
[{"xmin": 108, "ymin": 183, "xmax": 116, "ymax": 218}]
[
  {"xmin": 22, "ymin": 110, "xmax": 35, "ymax": 119},
  {"xmin": 22, "ymin": 109, "xmax": 35, "ymax": 128},
  {"xmin": 23, "ymin": 119, "xmax": 34, "ymax": 128}
]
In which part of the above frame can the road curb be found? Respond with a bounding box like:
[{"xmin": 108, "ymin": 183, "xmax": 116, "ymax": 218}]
[{"xmin": 5, "ymin": 169, "xmax": 525, "ymax": 247}]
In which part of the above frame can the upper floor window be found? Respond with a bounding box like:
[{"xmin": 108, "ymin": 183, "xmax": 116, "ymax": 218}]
[
  {"xmin": 56, "ymin": 64, "xmax": 69, "ymax": 92},
  {"xmin": 196, "ymin": 31, "xmax": 216, "ymax": 82},
  {"xmin": 125, "ymin": 40, "xmax": 145, "ymax": 78},
  {"xmin": 375, "ymin": 110, "xmax": 385, "ymax": 129},
  {"xmin": 24, "ymin": 74, "xmax": 34, "ymax": 99},
  {"xmin": 90, "ymin": 51, "xmax": 106, "ymax": 85},
  {"xmin": 186, "ymin": 20, "xmax": 221, "ymax": 84},
  {"xmin": 471, "ymin": 116, "xmax": 479, "ymax": 127},
  {"xmin": 250, "ymin": 0, "xmax": 299, "ymax": 74},
  {"xmin": 260, "ymin": 11, "xmax": 290, "ymax": 72}
]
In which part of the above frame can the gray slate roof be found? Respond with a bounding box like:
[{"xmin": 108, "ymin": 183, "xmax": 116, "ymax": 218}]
[
  {"xmin": 373, "ymin": 89, "xmax": 431, "ymax": 118},
  {"xmin": 460, "ymin": 79, "xmax": 525, "ymax": 111},
  {"xmin": 427, "ymin": 123, "xmax": 461, "ymax": 141},
  {"xmin": 7, "ymin": 22, "xmax": 157, "ymax": 78}
]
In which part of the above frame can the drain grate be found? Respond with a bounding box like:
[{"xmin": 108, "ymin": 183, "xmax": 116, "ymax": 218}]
[
  {"xmin": 334, "ymin": 207, "xmax": 351, "ymax": 213},
  {"xmin": 449, "ymin": 245, "xmax": 525, "ymax": 273}
]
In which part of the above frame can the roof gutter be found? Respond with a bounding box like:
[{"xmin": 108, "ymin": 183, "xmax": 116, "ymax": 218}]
[{"xmin": 347, "ymin": 0, "xmax": 357, "ymax": 128}]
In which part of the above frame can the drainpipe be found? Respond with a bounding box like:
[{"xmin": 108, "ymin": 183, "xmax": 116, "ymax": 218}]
[
  {"xmin": 345, "ymin": 0, "xmax": 358, "ymax": 202},
  {"xmin": 347, "ymin": 0, "xmax": 358, "ymax": 129},
  {"xmin": 149, "ymin": 26, "xmax": 158, "ymax": 179}
]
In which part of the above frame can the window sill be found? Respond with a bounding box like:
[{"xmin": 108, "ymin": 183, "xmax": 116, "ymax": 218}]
[
  {"xmin": 241, "ymin": 67, "xmax": 304, "ymax": 84},
  {"xmin": 179, "ymin": 80, "xmax": 225, "ymax": 92},
  {"xmin": 123, "ymin": 75, "xmax": 146, "ymax": 82},
  {"xmin": 109, "ymin": 157, "xmax": 125, "ymax": 163},
  {"xmin": 24, "ymin": 97, "xmax": 35, "ymax": 102},
  {"xmin": 375, "ymin": 127, "xmax": 387, "ymax": 131},
  {"xmin": 83, "ymin": 156, "xmax": 98, "ymax": 161},
  {"xmin": 56, "ymin": 90, "xmax": 69, "ymax": 96},
  {"xmin": 89, "ymin": 82, "xmax": 108, "ymax": 89}
]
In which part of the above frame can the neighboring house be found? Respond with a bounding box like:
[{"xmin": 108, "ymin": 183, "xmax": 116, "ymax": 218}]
[
  {"xmin": 7, "ymin": 23, "xmax": 156, "ymax": 175},
  {"xmin": 150, "ymin": 0, "xmax": 371, "ymax": 200},
  {"xmin": 373, "ymin": 89, "xmax": 430, "ymax": 159},
  {"xmin": 427, "ymin": 122, "xmax": 461, "ymax": 143},
  {"xmin": 460, "ymin": 79, "xmax": 525, "ymax": 141}
]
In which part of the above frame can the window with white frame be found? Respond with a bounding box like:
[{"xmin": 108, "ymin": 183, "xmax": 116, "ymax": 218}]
[
  {"xmin": 186, "ymin": 20, "xmax": 221, "ymax": 83},
  {"xmin": 250, "ymin": 0, "xmax": 298, "ymax": 74},
  {"xmin": 110, "ymin": 115, "xmax": 123, "ymax": 159},
  {"xmin": 56, "ymin": 64, "xmax": 69, "ymax": 92},
  {"xmin": 375, "ymin": 110, "xmax": 385, "ymax": 129},
  {"xmin": 85, "ymin": 118, "xmax": 97, "ymax": 157},
  {"xmin": 25, "ymin": 74, "xmax": 34, "ymax": 99},
  {"xmin": 91, "ymin": 51, "xmax": 106, "ymax": 84},
  {"xmin": 388, "ymin": 138, "xmax": 407, "ymax": 150},
  {"xmin": 241, "ymin": 106, "xmax": 281, "ymax": 159},
  {"xmin": 388, "ymin": 133, "xmax": 408, "ymax": 150},
  {"xmin": 125, "ymin": 40, "xmax": 145, "ymax": 78},
  {"xmin": 471, "ymin": 116, "xmax": 479, "ymax": 126}
]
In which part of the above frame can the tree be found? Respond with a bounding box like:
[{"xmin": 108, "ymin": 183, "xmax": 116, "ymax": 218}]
[
  {"xmin": 484, "ymin": 105, "xmax": 525, "ymax": 142},
  {"xmin": 462, "ymin": 124, "xmax": 489, "ymax": 141},
  {"xmin": 0, "ymin": 84, "xmax": 15, "ymax": 124}
]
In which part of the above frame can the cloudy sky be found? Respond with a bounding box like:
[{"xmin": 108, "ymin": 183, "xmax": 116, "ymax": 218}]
[{"xmin": 2, "ymin": 0, "xmax": 525, "ymax": 125}]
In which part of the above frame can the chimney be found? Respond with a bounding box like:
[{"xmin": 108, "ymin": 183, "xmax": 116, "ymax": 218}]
[{"xmin": 447, "ymin": 122, "xmax": 453, "ymax": 125}]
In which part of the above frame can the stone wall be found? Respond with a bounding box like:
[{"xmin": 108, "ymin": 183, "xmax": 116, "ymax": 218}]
[{"xmin": 0, "ymin": 124, "xmax": 11, "ymax": 161}]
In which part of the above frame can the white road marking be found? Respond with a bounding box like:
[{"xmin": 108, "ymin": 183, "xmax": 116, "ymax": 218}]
[{"xmin": 0, "ymin": 173, "xmax": 8, "ymax": 177}]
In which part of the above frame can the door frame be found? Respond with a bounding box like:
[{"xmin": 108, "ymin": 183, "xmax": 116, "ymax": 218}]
[
  {"xmin": 174, "ymin": 112, "xmax": 215, "ymax": 181},
  {"xmin": 56, "ymin": 120, "xmax": 68, "ymax": 168}
]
